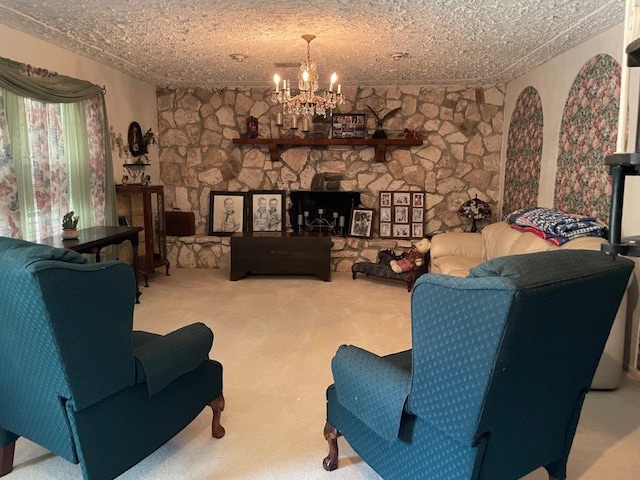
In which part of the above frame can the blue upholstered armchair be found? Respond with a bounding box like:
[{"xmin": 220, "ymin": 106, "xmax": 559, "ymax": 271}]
[
  {"xmin": 0, "ymin": 237, "xmax": 225, "ymax": 480},
  {"xmin": 323, "ymin": 250, "xmax": 633, "ymax": 480}
]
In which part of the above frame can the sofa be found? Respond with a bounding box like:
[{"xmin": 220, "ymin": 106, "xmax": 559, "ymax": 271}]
[{"xmin": 429, "ymin": 221, "xmax": 628, "ymax": 389}]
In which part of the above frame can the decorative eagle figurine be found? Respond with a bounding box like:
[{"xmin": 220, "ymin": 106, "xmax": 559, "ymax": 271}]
[{"xmin": 367, "ymin": 105, "xmax": 401, "ymax": 139}]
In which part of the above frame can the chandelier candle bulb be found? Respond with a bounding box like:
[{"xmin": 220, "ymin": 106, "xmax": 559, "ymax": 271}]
[
  {"xmin": 337, "ymin": 84, "xmax": 342, "ymax": 94},
  {"xmin": 329, "ymin": 73, "xmax": 337, "ymax": 92},
  {"xmin": 339, "ymin": 215, "xmax": 345, "ymax": 227},
  {"xmin": 318, "ymin": 208, "xmax": 324, "ymax": 215},
  {"xmin": 276, "ymin": 112, "xmax": 283, "ymax": 126},
  {"xmin": 304, "ymin": 210, "xmax": 309, "ymax": 218},
  {"xmin": 297, "ymin": 214, "xmax": 303, "ymax": 226},
  {"xmin": 333, "ymin": 212, "xmax": 339, "ymax": 218},
  {"xmin": 302, "ymin": 117, "xmax": 310, "ymax": 132},
  {"xmin": 274, "ymin": 74, "xmax": 280, "ymax": 93},
  {"xmin": 291, "ymin": 116, "xmax": 298, "ymax": 129}
]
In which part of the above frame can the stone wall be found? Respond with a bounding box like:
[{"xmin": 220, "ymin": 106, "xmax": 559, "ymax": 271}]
[{"xmin": 157, "ymin": 85, "xmax": 504, "ymax": 268}]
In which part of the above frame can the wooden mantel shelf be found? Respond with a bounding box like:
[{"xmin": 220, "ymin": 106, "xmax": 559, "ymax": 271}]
[{"xmin": 232, "ymin": 137, "xmax": 424, "ymax": 163}]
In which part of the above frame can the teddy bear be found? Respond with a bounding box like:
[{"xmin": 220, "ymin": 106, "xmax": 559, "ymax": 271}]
[{"xmin": 389, "ymin": 237, "xmax": 431, "ymax": 274}]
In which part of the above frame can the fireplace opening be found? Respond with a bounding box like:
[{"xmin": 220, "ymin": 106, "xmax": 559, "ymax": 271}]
[{"xmin": 289, "ymin": 191, "xmax": 361, "ymax": 236}]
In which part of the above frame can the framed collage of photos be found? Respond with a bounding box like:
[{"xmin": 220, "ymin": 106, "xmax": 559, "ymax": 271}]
[
  {"xmin": 331, "ymin": 114, "xmax": 366, "ymax": 139},
  {"xmin": 379, "ymin": 190, "xmax": 425, "ymax": 239}
]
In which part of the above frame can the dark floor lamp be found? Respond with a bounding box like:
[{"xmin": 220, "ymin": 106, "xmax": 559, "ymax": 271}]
[{"xmin": 458, "ymin": 195, "xmax": 492, "ymax": 232}]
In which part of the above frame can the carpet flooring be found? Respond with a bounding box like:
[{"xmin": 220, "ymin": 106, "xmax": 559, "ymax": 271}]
[{"xmin": 7, "ymin": 269, "xmax": 640, "ymax": 479}]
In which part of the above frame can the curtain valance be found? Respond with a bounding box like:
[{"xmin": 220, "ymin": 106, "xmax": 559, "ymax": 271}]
[{"xmin": 0, "ymin": 56, "xmax": 104, "ymax": 103}]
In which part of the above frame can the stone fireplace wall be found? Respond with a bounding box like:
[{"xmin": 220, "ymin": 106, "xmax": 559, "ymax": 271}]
[{"xmin": 157, "ymin": 85, "xmax": 504, "ymax": 269}]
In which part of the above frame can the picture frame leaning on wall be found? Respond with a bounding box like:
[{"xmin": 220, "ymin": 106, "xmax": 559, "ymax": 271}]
[
  {"xmin": 209, "ymin": 191, "xmax": 248, "ymax": 236},
  {"xmin": 249, "ymin": 190, "xmax": 285, "ymax": 232}
]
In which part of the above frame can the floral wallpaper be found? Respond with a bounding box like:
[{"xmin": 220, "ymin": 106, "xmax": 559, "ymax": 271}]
[
  {"xmin": 554, "ymin": 53, "xmax": 620, "ymax": 222},
  {"xmin": 503, "ymin": 86, "xmax": 543, "ymax": 216}
]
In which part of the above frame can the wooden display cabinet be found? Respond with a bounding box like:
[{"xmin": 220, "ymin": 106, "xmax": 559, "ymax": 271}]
[{"xmin": 116, "ymin": 184, "xmax": 170, "ymax": 285}]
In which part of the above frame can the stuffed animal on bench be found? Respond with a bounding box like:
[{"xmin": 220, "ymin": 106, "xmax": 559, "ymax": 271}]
[{"xmin": 390, "ymin": 237, "xmax": 431, "ymax": 274}]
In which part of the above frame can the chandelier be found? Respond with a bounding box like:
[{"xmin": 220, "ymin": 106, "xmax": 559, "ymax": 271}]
[{"xmin": 271, "ymin": 34, "xmax": 345, "ymax": 128}]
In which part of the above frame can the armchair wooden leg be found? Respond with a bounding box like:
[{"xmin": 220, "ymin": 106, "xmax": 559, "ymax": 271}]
[
  {"xmin": 208, "ymin": 395, "xmax": 226, "ymax": 439},
  {"xmin": 322, "ymin": 422, "xmax": 340, "ymax": 471},
  {"xmin": 0, "ymin": 441, "xmax": 15, "ymax": 477}
]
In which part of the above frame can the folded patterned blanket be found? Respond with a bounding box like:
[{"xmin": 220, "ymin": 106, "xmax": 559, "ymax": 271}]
[{"xmin": 505, "ymin": 207, "xmax": 605, "ymax": 245}]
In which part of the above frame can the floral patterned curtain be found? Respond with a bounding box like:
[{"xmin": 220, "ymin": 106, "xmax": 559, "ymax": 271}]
[
  {"xmin": 0, "ymin": 56, "xmax": 114, "ymax": 241},
  {"xmin": 0, "ymin": 90, "xmax": 19, "ymax": 238}
]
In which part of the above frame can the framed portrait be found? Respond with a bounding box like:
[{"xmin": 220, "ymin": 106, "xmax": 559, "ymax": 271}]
[
  {"xmin": 349, "ymin": 208, "xmax": 375, "ymax": 238},
  {"xmin": 209, "ymin": 192, "xmax": 247, "ymax": 236},
  {"xmin": 332, "ymin": 114, "xmax": 366, "ymax": 139},
  {"xmin": 249, "ymin": 190, "xmax": 285, "ymax": 232},
  {"xmin": 379, "ymin": 190, "xmax": 426, "ymax": 239}
]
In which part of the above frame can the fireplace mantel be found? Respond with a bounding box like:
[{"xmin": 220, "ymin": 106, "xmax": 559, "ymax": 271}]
[{"xmin": 232, "ymin": 137, "xmax": 423, "ymax": 163}]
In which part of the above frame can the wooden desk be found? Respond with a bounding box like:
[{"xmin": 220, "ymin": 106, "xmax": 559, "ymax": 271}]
[
  {"xmin": 230, "ymin": 232, "xmax": 331, "ymax": 281},
  {"xmin": 39, "ymin": 226, "xmax": 143, "ymax": 303}
]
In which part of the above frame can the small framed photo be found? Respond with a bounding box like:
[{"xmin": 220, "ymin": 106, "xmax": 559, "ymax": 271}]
[
  {"xmin": 380, "ymin": 192, "xmax": 392, "ymax": 207},
  {"xmin": 249, "ymin": 190, "xmax": 285, "ymax": 232},
  {"xmin": 412, "ymin": 208, "xmax": 424, "ymax": 223},
  {"xmin": 380, "ymin": 222, "xmax": 391, "ymax": 237},
  {"xmin": 412, "ymin": 223, "xmax": 424, "ymax": 238},
  {"xmin": 380, "ymin": 207, "xmax": 392, "ymax": 222},
  {"xmin": 332, "ymin": 114, "xmax": 366, "ymax": 139},
  {"xmin": 393, "ymin": 224, "xmax": 410, "ymax": 238},
  {"xmin": 393, "ymin": 192, "xmax": 410, "ymax": 205},
  {"xmin": 412, "ymin": 192, "xmax": 424, "ymax": 207},
  {"xmin": 395, "ymin": 206, "xmax": 409, "ymax": 223},
  {"xmin": 209, "ymin": 192, "xmax": 247, "ymax": 236},
  {"xmin": 349, "ymin": 208, "xmax": 375, "ymax": 238}
]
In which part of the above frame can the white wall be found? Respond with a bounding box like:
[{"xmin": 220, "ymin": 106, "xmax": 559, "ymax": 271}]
[
  {"xmin": 0, "ymin": 24, "xmax": 159, "ymax": 183},
  {"xmin": 502, "ymin": 22, "xmax": 640, "ymax": 373}
]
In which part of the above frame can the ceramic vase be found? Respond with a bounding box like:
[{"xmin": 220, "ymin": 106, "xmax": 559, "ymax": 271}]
[{"xmin": 61, "ymin": 228, "xmax": 79, "ymax": 240}]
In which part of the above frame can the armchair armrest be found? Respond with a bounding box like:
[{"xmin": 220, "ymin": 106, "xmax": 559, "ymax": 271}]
[
  {"xmin": 430, "ymin": 232, "xmax": 483, "ymax": 260},
  {"xmin": 133, "ymin": 322, "xmax": 213, "ymax": 396},
  {"xmin": 331, "ymin": 345, "xmax": 411, "ymax": 441}
]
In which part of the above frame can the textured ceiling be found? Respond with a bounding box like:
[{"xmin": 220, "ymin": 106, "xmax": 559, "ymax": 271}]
[{"xmin": 0, "ymin": 0, "xmax": 625, "ymax": 89}]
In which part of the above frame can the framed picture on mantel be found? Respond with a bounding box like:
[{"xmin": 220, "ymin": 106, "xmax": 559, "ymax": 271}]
[
  {"xmin": 332, "ymin": 114, "xmax": 366, "ymax": 139},
  {"xmin": 379, "ymin": 190, "xmax": 426, "ymax": 239}
]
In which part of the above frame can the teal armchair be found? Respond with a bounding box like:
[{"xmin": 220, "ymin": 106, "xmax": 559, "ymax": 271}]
[
  {"xmin": 0, "ymin": 237, "xmax": 225, "ymax": 480},
  {"xmin": 323, "ymin": 250, "xmax": 633, "ymax": 480}
]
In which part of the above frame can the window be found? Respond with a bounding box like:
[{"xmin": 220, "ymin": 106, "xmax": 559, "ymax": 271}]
[{"xmin": 0, "ymin": 64, "xmax": 113, "ymax": 242}]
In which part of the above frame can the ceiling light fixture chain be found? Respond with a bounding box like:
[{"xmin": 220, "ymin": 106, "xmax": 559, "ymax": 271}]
[{"xmin": 271, "ymin": 34, "xmax": 345, "ymax": 128}]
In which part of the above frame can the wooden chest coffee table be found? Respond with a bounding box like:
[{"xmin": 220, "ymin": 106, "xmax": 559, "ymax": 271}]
[{"xmin": 230, "ymin": 232, "xmax": 331, "ymax": 281}]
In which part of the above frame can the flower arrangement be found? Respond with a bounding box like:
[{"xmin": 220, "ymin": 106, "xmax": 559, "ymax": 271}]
[{"xmin": 62, "ymin": 211, "xmax": 79, "ymax": 230}]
